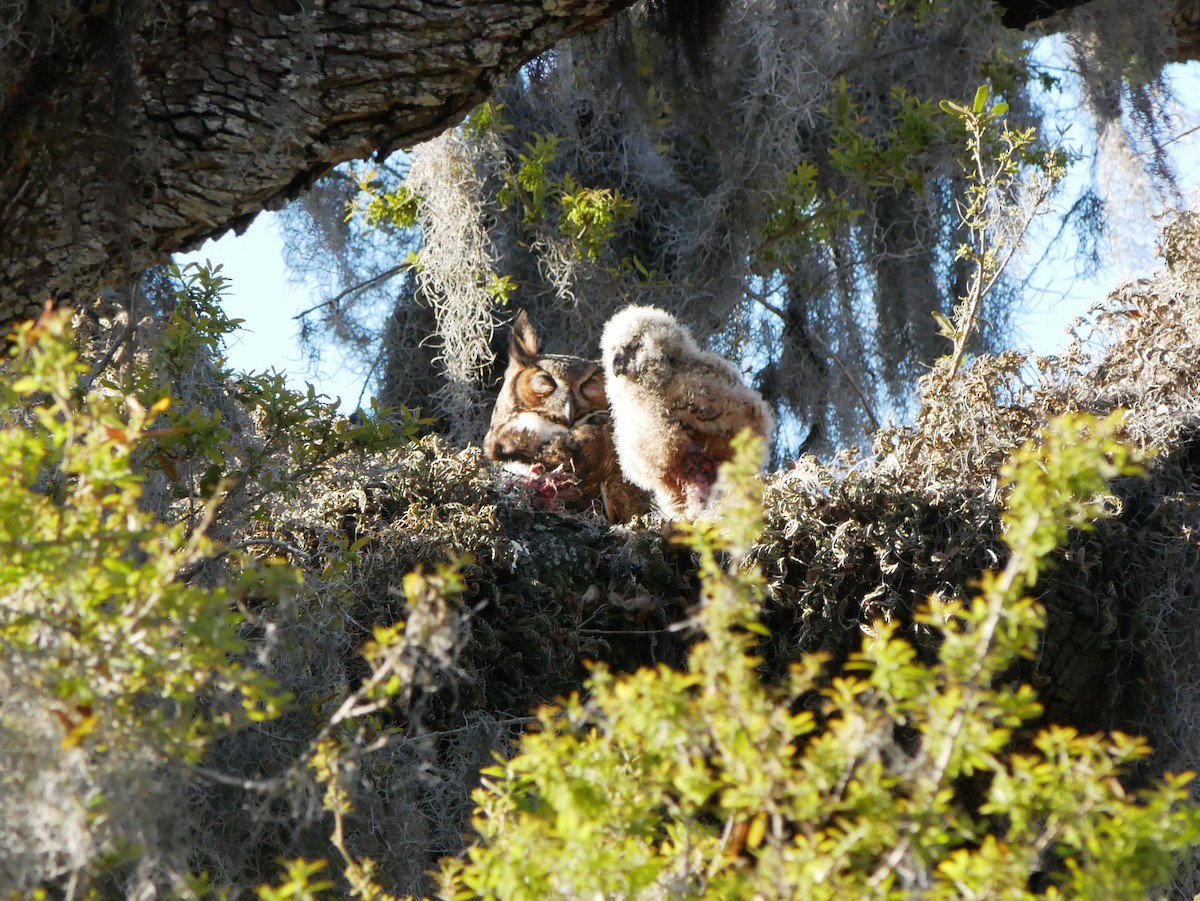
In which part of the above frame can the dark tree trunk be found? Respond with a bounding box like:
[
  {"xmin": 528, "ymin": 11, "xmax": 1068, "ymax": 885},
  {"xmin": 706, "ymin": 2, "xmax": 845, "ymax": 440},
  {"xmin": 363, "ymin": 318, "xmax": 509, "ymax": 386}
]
[
  {"xmin": 2, "ymin": 0, "xmax": 1197, "ymax": 325},
  {"xmin": 0, "ymin": 0, "xmax": 634, "ymax": 322},
  {"xmin": 995, "ymin": 0, "xmax": 1094, "ymax": 29},
  {"xmin": 999, "ymin": 0, "xmax": 1200, "ymax": 59}
]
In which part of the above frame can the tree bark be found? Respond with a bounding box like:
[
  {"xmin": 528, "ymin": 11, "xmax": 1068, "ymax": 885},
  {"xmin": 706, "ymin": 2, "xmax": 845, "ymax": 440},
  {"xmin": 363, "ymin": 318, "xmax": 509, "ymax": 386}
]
[
  {"xmin": 994, "ymin": 0, "xmax": 1093, "ymax": 29},
  {"xmin": 999, "ymin": 0, "xmax": 1200, "ymax": 60},
  {"xmin": 2, "ymin": 0, "xmax": 1197, "ymax": 325},
  {"xmin": 0, "ymin": 0, "xmax": 634, "ymax": 323}
]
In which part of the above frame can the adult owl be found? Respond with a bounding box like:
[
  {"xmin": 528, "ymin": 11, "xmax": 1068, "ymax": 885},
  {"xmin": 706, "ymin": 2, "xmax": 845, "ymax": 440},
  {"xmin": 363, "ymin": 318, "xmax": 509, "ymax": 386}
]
[
  {"xmin": 600, "ymin": 305, "xmax": 773, "ymax": 520},
  {"xmin": 483, "ymin": 310, "xmax": 651, "ymax": 522}
]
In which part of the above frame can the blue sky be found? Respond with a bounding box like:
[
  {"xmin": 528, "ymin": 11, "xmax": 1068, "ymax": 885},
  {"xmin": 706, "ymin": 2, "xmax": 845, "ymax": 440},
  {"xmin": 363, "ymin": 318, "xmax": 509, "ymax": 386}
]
[
  {"xmin": 174, "ymin": 214, "xmax": 366, "ymax": 406},
  {"xmin": 175, "ymin": 48, "xmax": 1200, "ymax": 415}
]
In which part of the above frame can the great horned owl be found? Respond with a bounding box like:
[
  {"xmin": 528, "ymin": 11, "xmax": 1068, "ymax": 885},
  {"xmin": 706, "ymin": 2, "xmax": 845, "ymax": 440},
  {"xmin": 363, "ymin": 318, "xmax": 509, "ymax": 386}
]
[
  {"xmin": 601, "ymin": 304, "xmax": 773, "ymax": 520},
  {"xmin": 484, "ymin": 310, "xmax": 651, "ymax": 522}
]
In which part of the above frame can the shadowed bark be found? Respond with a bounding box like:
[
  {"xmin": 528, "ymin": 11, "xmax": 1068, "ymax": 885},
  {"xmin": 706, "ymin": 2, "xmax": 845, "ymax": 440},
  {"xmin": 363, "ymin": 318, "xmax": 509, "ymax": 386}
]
[
  {"xmin": 0, "ymin": 0, "xmax": 634, "ymax": 321},
  {"xmin": 1, "ymin": 0, "xmax": 1196, "ymax": 325},
  {"xmin": 1001, "ymin": 0, "xmax": 1200, "ymax": 59}
]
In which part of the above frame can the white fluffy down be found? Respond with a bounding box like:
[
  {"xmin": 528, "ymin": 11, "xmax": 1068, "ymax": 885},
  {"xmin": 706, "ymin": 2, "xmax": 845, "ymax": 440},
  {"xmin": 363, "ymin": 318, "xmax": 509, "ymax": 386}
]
[{"xmin": 601, "ymin": 305, "xmax": 773, "ymax": 519}]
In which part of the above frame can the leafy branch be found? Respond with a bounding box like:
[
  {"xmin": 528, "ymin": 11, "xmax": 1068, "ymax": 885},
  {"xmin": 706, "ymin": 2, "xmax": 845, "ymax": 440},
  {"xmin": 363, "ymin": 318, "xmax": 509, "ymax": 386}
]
[{"xmin": 936, "ymin": 85, "xmax": 1066, "ymax": 377}]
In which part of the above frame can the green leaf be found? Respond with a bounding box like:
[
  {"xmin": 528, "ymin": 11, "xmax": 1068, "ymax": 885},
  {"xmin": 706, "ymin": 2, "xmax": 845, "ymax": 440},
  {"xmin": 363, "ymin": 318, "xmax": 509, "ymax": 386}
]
[{"xmin": 972, "ymin": 84, "xmax": 990, "ymax": 114}]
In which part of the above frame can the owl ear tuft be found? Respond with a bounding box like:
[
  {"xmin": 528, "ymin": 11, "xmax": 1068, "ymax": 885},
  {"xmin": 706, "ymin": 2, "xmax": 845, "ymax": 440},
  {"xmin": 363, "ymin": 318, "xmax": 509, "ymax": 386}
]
[{"xmin": 510, "ymin": 310, "xmax": 540, "ymax": 366}]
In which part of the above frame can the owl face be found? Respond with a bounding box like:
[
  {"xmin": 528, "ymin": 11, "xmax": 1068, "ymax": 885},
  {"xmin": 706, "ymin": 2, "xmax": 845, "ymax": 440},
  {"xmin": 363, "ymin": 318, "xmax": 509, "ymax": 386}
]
[
  {"xmin": 601, "ymin": 305, "xmax": 695, "ymax": 380},
  {"xmin": 484, "ymin": 310, "xmax": 611, "ymax": 466},
  {"xmin": 509, "ymin": 352, "xmax": 608, "ymax": 428}
]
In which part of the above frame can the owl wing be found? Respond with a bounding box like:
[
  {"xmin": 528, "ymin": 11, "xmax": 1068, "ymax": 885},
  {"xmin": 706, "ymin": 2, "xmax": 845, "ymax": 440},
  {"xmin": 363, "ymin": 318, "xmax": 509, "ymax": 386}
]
[
  {"xmin": 666, "ymin": 358, "xmax": 769, "ymax": 439},
  {"xmin": 651, "ymin": 358, "xmax": 772, "ymax": 518}
]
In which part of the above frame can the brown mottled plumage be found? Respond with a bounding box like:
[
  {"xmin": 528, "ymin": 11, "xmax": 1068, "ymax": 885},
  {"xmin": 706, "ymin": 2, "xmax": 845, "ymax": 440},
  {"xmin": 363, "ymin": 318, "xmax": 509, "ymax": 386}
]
[
  {"xmin": 483, "ymin": 310, "xmax": 651, "ymax": 522},
  {"xmin": 601, "ymin": 305, "xmax": 773, "ymax": 520}
]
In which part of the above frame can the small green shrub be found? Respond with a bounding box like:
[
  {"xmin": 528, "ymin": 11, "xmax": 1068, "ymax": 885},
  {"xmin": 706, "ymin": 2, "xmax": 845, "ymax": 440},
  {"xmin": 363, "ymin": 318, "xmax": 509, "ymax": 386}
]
[
  {"xmin": 350, "ymin": 164, "xmax": 423, "ymax": 232},
  {"xmin": 0, "ymin": 306, "xmax": 286, "ymax": 759},
  {"xmin": 123, "ymin": 262, "xmax": 426, "ymax": 523},
  {"xmin": 429, "ymin": 419, "xmax": 1200, "ymax": 900},
  {"xmin": 557, "ymin": 177, "xmax": 637, "ymax": 262},
  {"xmin": 0, "ymin": 305, "xmax": 295, "ymax": 894},
  {"xmin": 934, "ymin": 84, "xmax": 1066, "ymax": 375}
]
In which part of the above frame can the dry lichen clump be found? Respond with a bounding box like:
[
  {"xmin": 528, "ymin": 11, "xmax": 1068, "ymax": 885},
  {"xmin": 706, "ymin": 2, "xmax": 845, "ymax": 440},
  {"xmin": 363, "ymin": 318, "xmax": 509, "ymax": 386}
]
[
  {"xmin": 245, "ymin": 434, "xmax": 694, "ymax": 728},
  {"xmin": 189, "ymin": 434, "xmax": 697, "ymax": 891},
  {"xmin": 753, "ymin": 210, "xmax": 1200, "ymax": 782}
]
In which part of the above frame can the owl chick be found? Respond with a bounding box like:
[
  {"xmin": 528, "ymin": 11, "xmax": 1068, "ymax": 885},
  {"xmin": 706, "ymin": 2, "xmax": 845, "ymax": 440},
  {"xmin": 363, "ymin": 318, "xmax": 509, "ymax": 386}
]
[
  {"xmin": 484, "ymin": 310, "xmax": 651, "ymax": 522},
  {"xmin": 600, "ymin": 305, "xmax": 773, "ymax": 520}
]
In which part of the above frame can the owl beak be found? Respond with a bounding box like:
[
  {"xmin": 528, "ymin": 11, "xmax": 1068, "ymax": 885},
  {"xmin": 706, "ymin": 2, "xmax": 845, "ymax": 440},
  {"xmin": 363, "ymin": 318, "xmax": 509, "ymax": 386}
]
[
  {"xmin": 564, "ymin": 396, "xmax": 578, "ymax": 426},
  {"xmin": 611, "ymin": 337, "xmax": 641, "ymax": 377}
]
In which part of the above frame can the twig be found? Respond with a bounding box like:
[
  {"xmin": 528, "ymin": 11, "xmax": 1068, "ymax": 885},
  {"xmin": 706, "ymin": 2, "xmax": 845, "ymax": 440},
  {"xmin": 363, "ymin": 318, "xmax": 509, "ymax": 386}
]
[
  {"xmin": 292, "ymin": 264, "xmax": 408, "ymax": 322},
  {"xmin": 578, "ymin": 627, "xmax": 674, "ymax": 636},
  {"xmin": 78, "ymin": 320, "xmax": 134, "ymax": 392},
  {"xmin": 1162, "ymin": 120, "xmax": 1200, "ymax": 147},
  {"xmin": 231, "ymin": 537, "xmax": 311, "ymax": 563},
  {"xmin": 186, "ymin": 763, "xmax": 283, "ymax": 793}
]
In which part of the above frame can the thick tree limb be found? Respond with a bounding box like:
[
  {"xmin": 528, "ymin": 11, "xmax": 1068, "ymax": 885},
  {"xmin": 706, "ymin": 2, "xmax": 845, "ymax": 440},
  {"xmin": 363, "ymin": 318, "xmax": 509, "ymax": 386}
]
[
  {"xmin": 999, "ymin": 0, "xmax": 1200, "ymax": 60},
  {"xmin": 2, "ymin": 0, "xmax": 1197, "ymax": 324},
  {"xmin": 0, "ymin": 0, "xmax": 634, "ymax": 321},
  {"xmin": 995, "ymin": 0, "xmax": 1093, "ymax": 29}
]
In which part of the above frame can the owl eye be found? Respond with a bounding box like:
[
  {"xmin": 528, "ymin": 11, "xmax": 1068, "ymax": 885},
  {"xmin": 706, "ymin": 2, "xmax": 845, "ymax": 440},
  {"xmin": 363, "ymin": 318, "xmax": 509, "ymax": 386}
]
[
  {"xmin": 529, "ymin": 372, "xmax": 557, "ymax": 396},
  {"xmin": 581, "ymin": 377, "xmax": 607, "ymax": 405}
]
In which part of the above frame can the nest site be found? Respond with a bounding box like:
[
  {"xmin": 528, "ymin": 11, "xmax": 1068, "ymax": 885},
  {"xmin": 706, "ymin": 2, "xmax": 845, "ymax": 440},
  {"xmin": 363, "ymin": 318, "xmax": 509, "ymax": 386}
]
[{"xmin": 192, "ymin": 211, "xmax": 1200, "ymax": 892}]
